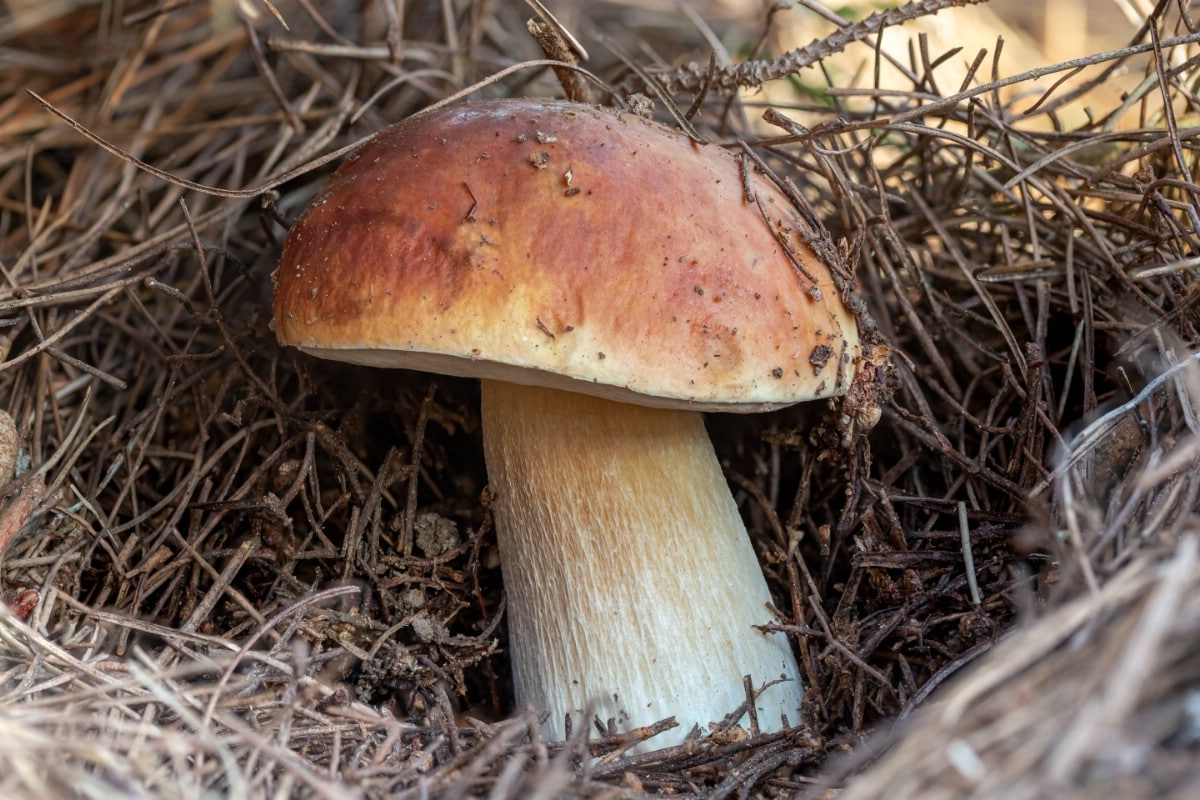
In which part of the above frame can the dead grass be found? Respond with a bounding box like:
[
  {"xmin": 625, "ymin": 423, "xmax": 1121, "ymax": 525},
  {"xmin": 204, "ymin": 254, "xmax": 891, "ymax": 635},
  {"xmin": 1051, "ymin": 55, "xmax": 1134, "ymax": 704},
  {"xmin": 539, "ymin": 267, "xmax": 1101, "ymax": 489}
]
[{"xmin": 1, "ymin": 0, "xmax": 1199, "ymax": 797}]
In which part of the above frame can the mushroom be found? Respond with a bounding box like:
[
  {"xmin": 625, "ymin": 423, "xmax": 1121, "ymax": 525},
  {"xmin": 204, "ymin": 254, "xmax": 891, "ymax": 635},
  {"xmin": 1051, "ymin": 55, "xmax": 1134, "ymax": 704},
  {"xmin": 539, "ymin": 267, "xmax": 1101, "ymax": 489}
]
[{"xmin": 273, "ymin": 98, "xmax": 867, "ymax": 748}]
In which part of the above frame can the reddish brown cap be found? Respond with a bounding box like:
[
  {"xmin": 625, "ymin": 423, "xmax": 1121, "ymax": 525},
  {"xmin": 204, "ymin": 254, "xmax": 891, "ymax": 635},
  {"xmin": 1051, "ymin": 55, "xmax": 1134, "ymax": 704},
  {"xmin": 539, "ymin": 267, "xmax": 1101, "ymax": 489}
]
[{"xmin": 274, "ymin": 98, "xmax": 861, "ymax": 411}]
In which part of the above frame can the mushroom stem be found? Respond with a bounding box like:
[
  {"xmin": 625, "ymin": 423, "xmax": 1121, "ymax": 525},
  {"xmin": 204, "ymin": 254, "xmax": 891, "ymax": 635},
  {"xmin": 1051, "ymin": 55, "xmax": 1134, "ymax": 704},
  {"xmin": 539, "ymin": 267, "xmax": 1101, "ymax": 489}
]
[{"xmin": 481, "ymin": 379, "xmax": 804, "ymax": 747}]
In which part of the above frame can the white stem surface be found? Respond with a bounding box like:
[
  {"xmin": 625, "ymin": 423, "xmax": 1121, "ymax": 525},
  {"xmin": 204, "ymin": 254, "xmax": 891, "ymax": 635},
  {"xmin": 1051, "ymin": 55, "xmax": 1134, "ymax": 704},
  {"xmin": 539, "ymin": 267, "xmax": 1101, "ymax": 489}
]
[{"xmin": 481, "ymin": 380, "xmax": 803, "ymax": 747}]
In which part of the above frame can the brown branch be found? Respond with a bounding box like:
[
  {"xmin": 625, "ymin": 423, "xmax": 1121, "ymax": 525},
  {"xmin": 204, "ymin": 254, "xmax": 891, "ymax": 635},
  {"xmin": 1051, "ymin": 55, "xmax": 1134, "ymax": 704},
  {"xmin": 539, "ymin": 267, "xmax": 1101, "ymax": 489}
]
[{"xmin": 631, "ymin": 0, "xmax": 992, "ymax": 95}]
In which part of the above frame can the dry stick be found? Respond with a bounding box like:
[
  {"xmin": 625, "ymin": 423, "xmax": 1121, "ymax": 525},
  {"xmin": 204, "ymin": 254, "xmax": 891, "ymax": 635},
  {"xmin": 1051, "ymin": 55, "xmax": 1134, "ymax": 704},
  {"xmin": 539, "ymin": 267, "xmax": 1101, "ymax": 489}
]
[
  {"xmin": 265, "ymin": 36, "xmax": 441, "ymax": 62},
  {"xmin": 1058, "ymin": 464, "xmax": 1106, "ymax": 597},
  {"xmin": 906, "ymin": 185, "xmax": 1028, "ymax": 379},
  {"xmin": 641, "ymin": 0, "xmax": 993, "ymax": 94},
  {"xmin": 525, "ymin": 0, "xmax": 587, "ymax": 60},
  {"xmin": 344, "ymin": 449, "xmax": 401, "ymax": 577},
  {"xmin": 180, "ymin": 538, "xmax": 261, "ymax": 634},
  {"xmin": 1, "ymin": 227, "xmax": 218, "ymax": 303},
  {"xmin": 1035, "ymin": 350, "xmax": 1200, "ymax": 496},
  {"xmin": 806, "ymin": 594, "xmax": 897, "ymax": 700},
  {"xmin": 27, "ymin": 88, "xmax": 358, "ymax": 200},
  {"xmin": 200, "ymin": 584, "xmax": 362, "ymax": 728},
  {"xmin": 743, "ymin": 674, "xmax": 760, "ymax": 736},
  {"xmin": 676, "ymin": 2, "xmax": 735, "ymax": 71},
  {"xmin": 0, "ymin": 601, "xmax": 161, "ymax": 696},
  {"xmin": 425, "ymin": 713, "xmax": 540, "ymax": 793},
  {"xmin": 435, "ymin": 683, "xmax": 463, "ymax": 755},
  {"xmin": 765, "ymin": 32, "xmax": 1200, "ymax": 133},
  {"xmin": 355, "ymin": 60, "xmax": 617, "ymax": 132},
  {"xmin": 27, "ymin": 386, "xmax": 96, "ymax": 495},
  {"xmin": 1149, "ymin": 23, "xmax": 1200, "ymax": 234},
  {"xmin": 708, "ymin": 738, "xmax": 803, "ymax": 800},
  {"xmin": 351, "ymin": 68, "xmax": 462, "ymax": 125},
  {"xmin": 890, "ymin": 32, "xmax": 1200, "ymax": 124},
  {"xmin": 600, "ymin": 36, "xmax": 704, "ymax": 142},
  {"xmin": 43, "ymin": 346, "xmax": 128, "ymax": 391},
  {"xmin": 91, "ymin": 370, "xmax": 177, "ymax": 534},
  {"xmin": 527, "ymin": 19, "xmax": 589, "ymax": 103},
  {"xmin": 957, "ymin": 501, "xmax": 981, "ymax": 606},
  {"xmin": 127, "ymin": 663, "xmax": 358, "ymax": 799},
  {"xmin": 401, "ymin": 383, "xmax": 437, "ymax": 557},
  {"xmin": 4, "ymin": 194, "xmax": 82, "ymax": 288},
  {"xmin": 590, "ymin": 727, "xmax": 804, "ymax": 779},
  {"xmin": 105, "ymin": 420, "xmax": 267, "ymax": 540},
  {"xmin": 0, "ymin": 273, "xmax": 141, "ymax": 311},
  {"xmin": 895, "ymin": 637, "xmax": 995, "ymax": 722},
  {"xmin": 0, "ymin": 286, "xmax": 122, "ymax": 372},
  {"xmin": 32, "ymin": 59, "xmax": 611, "ymax": 205},
  {"xmin": 683, "ymin": 53, "xmax": 718, "ymax": 123},
  {"xmin": 243, "ymin": 16, "xmax": 304, "ymax": 134},
  {"xmin": 127, "ymin": 660, "xmax": 250, "ymax": 799},
  {"xmin": 179, "ymin": 199, "xmax": 277, "ymax": 406},
  {"xmin": 999, "ymin": 125, "xmax": 1200, "ymax": 192},
  {"xmin": 870, "ymin": 229, "xmax": 963, "ymax": 397}
]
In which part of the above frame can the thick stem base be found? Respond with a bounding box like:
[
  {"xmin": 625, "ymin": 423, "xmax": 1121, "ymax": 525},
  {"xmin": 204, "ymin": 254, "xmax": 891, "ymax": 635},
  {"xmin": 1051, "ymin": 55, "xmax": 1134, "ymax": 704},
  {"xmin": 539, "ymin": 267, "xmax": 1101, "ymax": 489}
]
[{"xmin": 481, "ymin": 380, "xmax": 803, "ymax": 747}]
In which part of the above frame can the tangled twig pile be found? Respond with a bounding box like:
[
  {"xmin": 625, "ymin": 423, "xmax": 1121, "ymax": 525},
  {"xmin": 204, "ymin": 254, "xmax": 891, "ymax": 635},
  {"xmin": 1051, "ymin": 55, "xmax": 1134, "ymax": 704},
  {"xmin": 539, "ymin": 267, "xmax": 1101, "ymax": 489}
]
[{"xmin": 1, "ymin": 0, "xmax": 1199, "ymax": 797}]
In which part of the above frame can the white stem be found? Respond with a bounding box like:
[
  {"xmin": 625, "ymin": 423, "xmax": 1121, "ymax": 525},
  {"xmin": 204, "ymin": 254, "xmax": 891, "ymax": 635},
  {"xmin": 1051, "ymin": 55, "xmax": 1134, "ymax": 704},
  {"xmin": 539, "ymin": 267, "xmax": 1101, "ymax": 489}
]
[{"xmin": 481, "ymin": 380, "xmax": 803, "ymax": 747}]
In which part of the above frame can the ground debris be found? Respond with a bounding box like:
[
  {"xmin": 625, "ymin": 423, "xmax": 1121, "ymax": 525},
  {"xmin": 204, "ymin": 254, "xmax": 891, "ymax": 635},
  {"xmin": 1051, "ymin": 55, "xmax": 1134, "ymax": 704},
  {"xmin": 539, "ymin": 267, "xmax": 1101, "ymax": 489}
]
[{"xmin": 2, "ymin": 0, "xmax": 1199, "ymax": 797}]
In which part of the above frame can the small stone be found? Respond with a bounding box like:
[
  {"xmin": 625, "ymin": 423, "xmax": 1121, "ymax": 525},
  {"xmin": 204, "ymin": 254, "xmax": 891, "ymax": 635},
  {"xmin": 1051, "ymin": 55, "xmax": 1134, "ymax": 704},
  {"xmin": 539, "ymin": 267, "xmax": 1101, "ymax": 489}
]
[
  {"xmin": 411, "ymin": 614, "xmax": 448, "ymax": 643},
  {"xmin": 414, "ymin": 513, "xmax": 460, "ymax": 557}
]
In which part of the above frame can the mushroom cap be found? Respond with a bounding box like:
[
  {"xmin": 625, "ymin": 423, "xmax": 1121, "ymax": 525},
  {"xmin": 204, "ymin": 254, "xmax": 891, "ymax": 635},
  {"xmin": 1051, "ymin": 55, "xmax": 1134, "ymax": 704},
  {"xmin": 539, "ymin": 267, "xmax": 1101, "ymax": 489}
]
[{"xmin": 274, "ymin": 98, "xmax": 861, "ymax": 411}]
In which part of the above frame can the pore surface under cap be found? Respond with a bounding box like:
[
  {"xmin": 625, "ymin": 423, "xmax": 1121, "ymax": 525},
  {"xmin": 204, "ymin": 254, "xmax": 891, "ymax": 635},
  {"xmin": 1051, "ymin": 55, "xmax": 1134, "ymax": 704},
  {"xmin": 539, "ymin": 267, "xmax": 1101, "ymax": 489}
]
[{"xmin": 273, "ymin": 98, "xmax": 860, "ymax": 411}]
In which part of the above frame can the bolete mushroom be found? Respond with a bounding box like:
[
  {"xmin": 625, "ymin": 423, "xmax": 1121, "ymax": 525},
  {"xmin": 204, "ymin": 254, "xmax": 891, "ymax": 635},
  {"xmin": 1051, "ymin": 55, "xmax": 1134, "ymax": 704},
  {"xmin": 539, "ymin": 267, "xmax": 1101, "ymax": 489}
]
[{"xmin": 274, "ymin": 98, "xmax": 867, "ymax": 748}]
